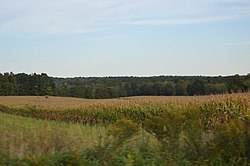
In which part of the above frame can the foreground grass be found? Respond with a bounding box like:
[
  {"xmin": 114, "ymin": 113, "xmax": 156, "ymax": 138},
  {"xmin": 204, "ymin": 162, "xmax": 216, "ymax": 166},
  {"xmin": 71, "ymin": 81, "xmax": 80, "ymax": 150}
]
[
  {"xmin": 0, "ymin": 113, "xmax": 162, "ymax": 166},
  {"xmin": 0, "ymin": 112, "xmax": 106, "ymax": 159}
]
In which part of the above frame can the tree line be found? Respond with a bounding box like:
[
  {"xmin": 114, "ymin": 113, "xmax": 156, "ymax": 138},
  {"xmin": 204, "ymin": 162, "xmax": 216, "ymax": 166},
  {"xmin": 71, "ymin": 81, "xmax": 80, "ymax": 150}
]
[
  {"xmin": 0, "ymin": 72, "xmax": 250, "ymax": 98},
  {"xmin": 0, "ymin": 72, "xmax": 55, "ymax": 96}
]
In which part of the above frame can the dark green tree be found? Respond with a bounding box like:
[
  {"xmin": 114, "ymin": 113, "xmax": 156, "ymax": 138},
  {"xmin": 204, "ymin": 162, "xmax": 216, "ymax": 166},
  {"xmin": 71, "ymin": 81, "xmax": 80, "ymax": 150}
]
[
  {"xmin": 205, "ymin": 83, "xmax": 227, "ymax": 95},
  {"xmin": 226, "ymin": 75, "xmax": 245, "ymax": 93},
  {"xmin": 95, "ymin": 87, "xmax": 109, "ymax": 99},
  {"xmin": 0, "ymin": 82, "xmax": 3, "ymax": 96},
  {"xmin": 175, "ymin": 80, "xmax": 188, "ymax": 96},
  {"xmin": 162, "ymin": 81, "xmax": 175, "ymax": 96},
  {"xmin": 188, "ymin": 79, "xmax": 206, "ymax": 96}
]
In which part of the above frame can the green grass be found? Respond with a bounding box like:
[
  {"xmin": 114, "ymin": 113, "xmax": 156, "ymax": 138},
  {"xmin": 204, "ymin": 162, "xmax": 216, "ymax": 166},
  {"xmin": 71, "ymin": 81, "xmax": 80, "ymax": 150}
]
[{"xmin": 0, "ymin": 112, "xmax": 107, "ymax": 159}]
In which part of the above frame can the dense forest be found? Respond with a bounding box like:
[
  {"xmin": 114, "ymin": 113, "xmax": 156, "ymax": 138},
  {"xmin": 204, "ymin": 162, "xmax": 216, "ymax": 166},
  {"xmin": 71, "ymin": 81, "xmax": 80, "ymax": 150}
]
[{"xmin": 0, "ymin": 72, "xmax": 250, "ymax": 99}]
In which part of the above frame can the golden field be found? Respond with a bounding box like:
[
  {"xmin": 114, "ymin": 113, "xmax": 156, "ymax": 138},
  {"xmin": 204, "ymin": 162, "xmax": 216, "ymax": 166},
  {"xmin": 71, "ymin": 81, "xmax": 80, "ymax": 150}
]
[{"xmin": 0, "ymin": 93, "xmax": 249, "ymax": 109}]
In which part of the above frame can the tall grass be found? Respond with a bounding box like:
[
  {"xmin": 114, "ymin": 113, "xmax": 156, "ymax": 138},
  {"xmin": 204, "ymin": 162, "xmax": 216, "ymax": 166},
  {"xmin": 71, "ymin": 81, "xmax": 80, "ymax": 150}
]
[{"xmin": 0, "ymin": 112, "xmax": 106, "ymax": 159}]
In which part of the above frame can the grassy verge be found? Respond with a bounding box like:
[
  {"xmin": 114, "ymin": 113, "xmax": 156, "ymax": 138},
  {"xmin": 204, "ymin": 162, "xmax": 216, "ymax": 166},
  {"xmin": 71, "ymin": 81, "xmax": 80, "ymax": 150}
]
[{"xmin": 0, "ymin": 112, "xmax": 106, "ymax": 159}]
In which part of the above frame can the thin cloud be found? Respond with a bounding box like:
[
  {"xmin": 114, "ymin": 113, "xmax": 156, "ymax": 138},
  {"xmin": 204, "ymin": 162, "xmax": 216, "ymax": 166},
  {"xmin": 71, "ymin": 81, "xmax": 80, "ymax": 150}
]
[
  {"xmin": 121, "ymin": 16, "xmax": 235, "ymax": 26},
  {"xmin": 0, "ymin": 0, "xmax": 249, "ymax": 36},
  {"xmin": 46, "ymin": 26, "xmax": 106, "ymax": 35},
  {"xmin": 223, "ymin": 41, "xmax": 250, "ymax": 46},
  {"xmin": 227, "ymin": 6, "xmax": 250, "ymax": 15}
]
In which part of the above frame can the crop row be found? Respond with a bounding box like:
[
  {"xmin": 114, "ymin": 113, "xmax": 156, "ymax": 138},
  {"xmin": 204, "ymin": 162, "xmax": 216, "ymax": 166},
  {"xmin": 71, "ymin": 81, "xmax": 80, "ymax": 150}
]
[{"xmin": 0, "ymin": 93, "xmax": 249, "ymax": 126}]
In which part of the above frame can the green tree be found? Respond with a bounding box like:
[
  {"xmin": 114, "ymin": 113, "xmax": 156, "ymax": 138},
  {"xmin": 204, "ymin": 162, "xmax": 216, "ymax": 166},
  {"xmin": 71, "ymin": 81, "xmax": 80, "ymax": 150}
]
[
  {"xmin": 69, "ymin": 86, "xmax": 83, "ymax": 98},
  {"xmin": 205, "ymin": 83, "xmax": 227, "ymax": 95},
  {"xmin": 188, "ymin": 79, "xmax": 205, "ymax": 96},
  {"xmin": 84, "ymin": 86, "xmax": 94, "ymax": 99},
  {"xmin": 175, "ymin": 80, "xmax": 188, "ymax": 96},
  {"xmin": 0, "ymin": 82, "xmax": 3, "ymax": 96},
  {"xmin": 153, "ymin": 82, "xmax": 163, "ymax": 95},
  {"xmin": 226, "ymin": 74, "xmax": 245, "ymax": 93},
  {"xmin": 162, "ymin": 81, "xmax": 175, "ymax": 96},
  {"xmin": 243, "ymin": 73, "xmax": 250, "ymax": 92},
  {"xmin": 95, "ymin": 87, "xmax": 109, "ymax": 99}
]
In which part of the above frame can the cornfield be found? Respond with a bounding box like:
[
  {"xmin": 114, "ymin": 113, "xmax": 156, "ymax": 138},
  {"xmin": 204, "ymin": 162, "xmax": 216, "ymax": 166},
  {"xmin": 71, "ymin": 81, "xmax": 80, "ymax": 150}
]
[
  {"xmin": 0, "ymin": 93, "xmax": 250, "ymax": 165},
  {"xmin": 0, "ymin": 93, "xmax": 249, "ymax": 125}
]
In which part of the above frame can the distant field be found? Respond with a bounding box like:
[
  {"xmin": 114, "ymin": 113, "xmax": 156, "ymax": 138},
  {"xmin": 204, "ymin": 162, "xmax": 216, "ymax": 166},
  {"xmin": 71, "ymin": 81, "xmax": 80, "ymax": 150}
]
[
  {"xmin": 0, "ymin": 96, "xmax": 115, "ymax": 109},
  {"xmin": 0, "ymin": 93, "xmax": 249, "ymax": 109}
]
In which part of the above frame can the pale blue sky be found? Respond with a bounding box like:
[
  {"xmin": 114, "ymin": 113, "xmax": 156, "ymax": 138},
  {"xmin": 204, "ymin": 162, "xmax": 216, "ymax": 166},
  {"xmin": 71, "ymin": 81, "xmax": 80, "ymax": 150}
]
[{"xmin": 0, "ymin": 0, "xmax": 250, "ymax": 77}]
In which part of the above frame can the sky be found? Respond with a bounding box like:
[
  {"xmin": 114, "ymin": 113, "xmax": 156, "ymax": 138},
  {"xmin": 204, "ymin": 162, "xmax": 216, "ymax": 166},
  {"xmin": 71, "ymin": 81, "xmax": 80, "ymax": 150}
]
[{"xmin": 0, "ymin": 0, "xmax": 250, "ymax": 77}]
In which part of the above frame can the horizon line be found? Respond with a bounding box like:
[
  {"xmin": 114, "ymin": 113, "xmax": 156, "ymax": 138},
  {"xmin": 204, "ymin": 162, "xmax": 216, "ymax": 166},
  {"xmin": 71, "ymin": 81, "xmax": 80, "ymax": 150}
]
[{"xmin": 1, "ymin": 71, "xmax": 249, "ymax": 78}]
